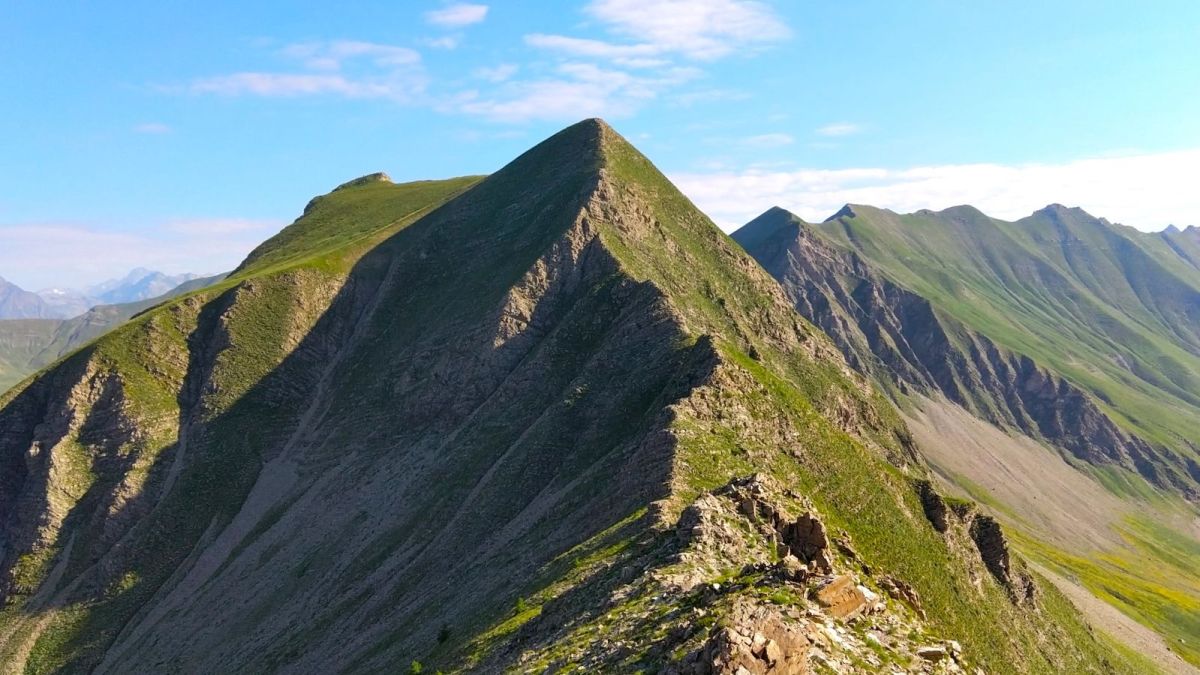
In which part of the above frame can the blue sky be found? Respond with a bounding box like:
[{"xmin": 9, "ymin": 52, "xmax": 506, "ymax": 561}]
[{"xmin": 3, "ymin": 0, "xmax": 1200, "ymax": 289}]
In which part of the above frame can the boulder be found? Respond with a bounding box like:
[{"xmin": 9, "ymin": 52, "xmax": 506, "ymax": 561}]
[
  {"xmin": 917, "ymin": 645, "xmax": 948, "ymax": 661},
  {"xmin": 814, "ymin": 575, "xmax": 869, "ymax": 620},
  {"xmin": 775, "ymin": 554, "xmax": 809, "ymax": 582}
]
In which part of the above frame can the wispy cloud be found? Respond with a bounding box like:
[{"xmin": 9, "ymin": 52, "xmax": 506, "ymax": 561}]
[
  {"xmin": 453, "ymin": 62, "xmax": 700, "ymax": 123},
  {"xmin": 743, "ymin": 133, "xmax": 794, "ymax": 147},
  {"xmin": 421, "ymin": 36, "xmax": 461, "ymax": 50},
  {"xmin": 524, "ymin": 1, "xmax": 788, "ymax": 64},
  {"xmin": 473, "ymin": 63, "xmax": 519, "ymax": 82},
  {"xmin": 182, "ymin": 40, "xmax": 426, "ymax": 101},
  {"xmin": 582, "ymin": 0, "xmax": 790, "ymax": 60},
  {"xmin": 188, "ymin": 73, "xmax": 393, "ymax": 98},
  {"xmin": 524, "ymin": 34, "xmax": 663, "ymax": 65},
  {"xmin": 279, "ymin": 40, "xmax": 420, "ymax": 70},
  {"xmin": 174, "ymin": 0, "xmax": 788, "ymax": 124},
  {"xmin": 671, "ymin": 148, "xmax": 1200, "ymax": 232},
  {"xmin": 133, "ymin": 122, "xmax": 172, "ymax": 134},
  {"xmin": 815, "ymin": 122, "xmax": 861, "ymax": 137},
  {"xmin": 460, "ymin": 0, "xmax": 788, "ymax": 123},
  {"xmin": 0, "ymin": 219, "xmax": 282, "ymax": 290},
  {"xmin": 425, "ymin": 3, "xmax": 489, "ymax": 28}
]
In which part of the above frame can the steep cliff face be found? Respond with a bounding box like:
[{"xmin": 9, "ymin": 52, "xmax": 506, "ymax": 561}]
[
  {"xmin": 734, "ymin": 207, "xmax": 1199, "ymax": 498},
  {"xmin": 0, "ymin": 122, "xmax": 1135, "ymax": 673}
]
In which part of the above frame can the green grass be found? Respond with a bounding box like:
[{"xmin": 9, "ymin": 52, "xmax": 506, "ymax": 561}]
[
  {"xmin": 236, "ymin": 175, "xmax": 483, "ymax": 277},
  {"xmin": 1012, "ymin": 517, "xmax": 1200, "ymax": 668}
]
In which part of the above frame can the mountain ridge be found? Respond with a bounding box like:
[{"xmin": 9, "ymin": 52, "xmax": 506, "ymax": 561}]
[{"xmin": 0, "ymin": 119, "xmax": 1147, "ymax": 673}]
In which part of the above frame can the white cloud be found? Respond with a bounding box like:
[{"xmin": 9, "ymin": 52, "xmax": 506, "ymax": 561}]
[
  {"xmin": 503, "ymin": 0, "xmax": 788, "ymax": 123},
  {"xmin": 454, "ymin": 62, "xmax": 700, "ymax": 123},
  {"xmin": 815, "ymin": 122, "xmax": 860, "ymax": 137},
  {"xmin": 585, "ymin": 0, "xmax": 790, "ymax": 60},
  {"xmin": 176, "ymin": 1, "xmax": 788, "ymax": 123},
  {"xmin": 189, "ymin": 73, "xmax": 393, "ymax": 98},
  {"xmin": 473, "ymin": 63, "xmax": 519, "ymax": 82},
  {"xmin": 184, "ymin": 40, "xmax": 426, "ymax": 101},
  {"xmin": 743, "ymin": 133, "xmax": 794, "ymax": 147},
  {"xmin": 133, "ymin": 122, "xmax": 172, "ymax": 134},
  {"xmin": 425, "ymin": 3, "xmax": 489, "ymax": 28},
  {"xmin": 279, "ymin": 41, "xmax": 421, "ymax": 70},
  {"xmin": 527, "ymin": 0, "xmax": 788, "ymax": 63},
  {"xmin": 421, "ymin": 36, "xmax": 461, "ymax": 50},
  {"xmin": 670, "ymin": 148, "xmax": 1200, "ymax": 232},
  {"xmin": 0, "ymin": 219, "xmax": 282, "ymax": 290},
  {"xmin": 524, "ymin": 34, "xmax": 663, "ymax": 63}
]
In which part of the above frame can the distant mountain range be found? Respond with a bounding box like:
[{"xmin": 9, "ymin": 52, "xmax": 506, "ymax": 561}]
[
  {"xmin": 0, "ymin": 268, "xmax": 205, "ymax": 320},
  {"xmin": 0, "ymin": 272, "xmax": 224, "ymax": 391},
  {"xmin": 0, "ymin": 276, "xmax": 52, "ymax": 319}
]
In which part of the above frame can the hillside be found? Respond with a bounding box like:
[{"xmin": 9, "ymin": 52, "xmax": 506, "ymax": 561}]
[
  {"xmin": 734, "ymin": 205, "xmax": 1200, "ymax": 669},
  {"xmin": 0, "ymin": 121, "xmax": 1147, "ymax": 674}
]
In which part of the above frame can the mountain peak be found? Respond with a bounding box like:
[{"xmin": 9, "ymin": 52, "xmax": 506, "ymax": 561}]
[
  {"xmin": 502, "ymin": 117, "xmax": 620, "ymax": 172},
  {"xmin": 731, "ymin": 206, "xmax": 806, "ymax": 252},
  {"xmin": 333, "ymin": 172, "xmax": 393, "ymax": 192},
  {"xmin": 938, "ymin": 204, "xmax": 988, "ymax": 219},
  {"xmin": 824, "ymin": 204, "xmax": 858, "ymax": 222},
  {"xmin": 1034, "ymin": 203, "xmax": 1094, "ymax": 219}
]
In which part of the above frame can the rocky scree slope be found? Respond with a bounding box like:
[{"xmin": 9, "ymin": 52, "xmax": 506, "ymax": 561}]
[
  {"xmin": 0, "ymin": 121, "xmax": 1139, "ymax": 673},
  {"xmin": 734, "ymin": 206, "xmax": 1200, "ymax": 500}
]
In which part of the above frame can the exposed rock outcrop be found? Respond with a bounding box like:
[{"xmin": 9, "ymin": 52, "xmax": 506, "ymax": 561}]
[
  {"xmin": 672, "ymin": 600, "xmax": 810, "ymax": 675},
  {"xmin": 915, "ymin": 481, "xmax": 1037, "ymax": 606},
  {"xmin": 915, "ymin": 480, "xmax": 948, "ymax": 533}
]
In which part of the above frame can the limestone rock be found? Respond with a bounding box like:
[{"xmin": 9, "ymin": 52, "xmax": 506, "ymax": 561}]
[
  {"xmin": 813, "ymin": 575, "xmax": 869, "ymax": 620},
  {"xmin": 672, "ymin": 600, "xmax": 809, "ymax": 675},
  {"xmin": 917, "ymin": 645, "xmax": 948, "ymax": 661}
]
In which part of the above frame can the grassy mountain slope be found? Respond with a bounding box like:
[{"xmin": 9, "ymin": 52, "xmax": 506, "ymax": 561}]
[
  {"xmin": 0, "ymin": 321, "xmax": 60, "ymax": 391},
  {"xmin": 0, "ymin": 121, "xmax": 1140, "ymax": 673},
  {"xmin": 734, "ymin": 205, "xmax": 1200, "ymax": 669}
]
